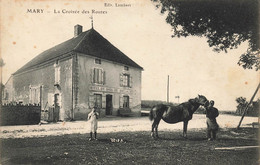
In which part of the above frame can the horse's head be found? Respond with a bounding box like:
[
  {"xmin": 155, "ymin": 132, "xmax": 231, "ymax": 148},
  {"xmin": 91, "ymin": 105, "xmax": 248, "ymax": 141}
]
[{"xmin": 195, "ymin": 95, "xmax": 208, "ymax": 106}]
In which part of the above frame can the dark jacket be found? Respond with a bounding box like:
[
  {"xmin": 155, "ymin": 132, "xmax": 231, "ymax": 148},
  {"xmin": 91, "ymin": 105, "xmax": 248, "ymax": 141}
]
[{"xmin": 206, "ymin": 107, "xmax": 219, "ymax": 119}]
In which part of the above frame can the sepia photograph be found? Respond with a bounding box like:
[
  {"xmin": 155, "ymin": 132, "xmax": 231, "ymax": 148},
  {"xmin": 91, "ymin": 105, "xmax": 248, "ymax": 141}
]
[{"xmin": 0, "ymin": 0, "xmax": 259, "ymax": 164}]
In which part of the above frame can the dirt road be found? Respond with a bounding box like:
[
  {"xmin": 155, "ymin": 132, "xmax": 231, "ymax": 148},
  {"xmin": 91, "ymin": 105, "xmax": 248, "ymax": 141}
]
[{"xmin": 0, "ymin": 114, "xmax": 258, "ymax": 139}]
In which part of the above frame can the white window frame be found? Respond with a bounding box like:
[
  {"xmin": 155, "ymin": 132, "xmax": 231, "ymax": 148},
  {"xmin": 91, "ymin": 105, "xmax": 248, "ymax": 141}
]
[{"xmin": 122, "ymin": 74, "xmax": 130, "ymax": 87}]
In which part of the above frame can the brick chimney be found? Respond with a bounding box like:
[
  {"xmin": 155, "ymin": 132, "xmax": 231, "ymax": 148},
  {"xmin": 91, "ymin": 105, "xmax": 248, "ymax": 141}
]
[{"xmin": 74, "ymin": 24, "xmax": 83, "ymax": 37}]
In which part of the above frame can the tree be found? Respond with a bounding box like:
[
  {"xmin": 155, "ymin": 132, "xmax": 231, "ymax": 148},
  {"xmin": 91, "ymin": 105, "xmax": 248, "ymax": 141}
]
[
  {"xmin": 235, "ymin": 97, "xmax": 248, "ymax": 115},
  {"xmin": 235, "ymin": 97, "xmax": 259, "ymax": 116},
  {"xmin": 151, "ymin": 0, "xmax": 259, "ymax": 70}
]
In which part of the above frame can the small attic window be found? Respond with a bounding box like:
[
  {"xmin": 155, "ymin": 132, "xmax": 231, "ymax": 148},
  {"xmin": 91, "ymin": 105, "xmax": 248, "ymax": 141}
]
[
  {"xmin": 124, "ymin": 66, "xmax": 129, "ymax": 71},
  {"xmin": 95, "ymin": 59, "xmax": 101, "ymax": 64}
]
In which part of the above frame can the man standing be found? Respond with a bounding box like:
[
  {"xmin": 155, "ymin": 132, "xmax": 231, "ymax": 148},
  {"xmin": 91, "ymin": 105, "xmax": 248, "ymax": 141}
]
[{"xmin": 206, "ymin": 100, "xmax": 219, "ymax": 141}]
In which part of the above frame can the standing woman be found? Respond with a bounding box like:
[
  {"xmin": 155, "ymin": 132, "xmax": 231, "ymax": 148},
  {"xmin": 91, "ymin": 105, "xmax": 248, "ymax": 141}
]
[{"xmin": 88, "ymin": 104, "xmax": 99, "ymax": 141}]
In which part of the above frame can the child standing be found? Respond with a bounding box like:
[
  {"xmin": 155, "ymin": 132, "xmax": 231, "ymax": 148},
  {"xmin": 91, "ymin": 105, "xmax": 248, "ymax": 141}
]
[
  {"xmin": 206, "ymin": 100, "xmax": 219, "ymax": 141},
  {"xmin": 88, "ymin": 105, "xmax": 99, "ymax": 141}
]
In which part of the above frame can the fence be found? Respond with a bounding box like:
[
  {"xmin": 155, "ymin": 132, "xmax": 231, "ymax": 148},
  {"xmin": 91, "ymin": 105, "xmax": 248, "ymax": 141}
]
[{"xmin": 1, "ymin": 104, "xmax": 41, "ymax": 126}]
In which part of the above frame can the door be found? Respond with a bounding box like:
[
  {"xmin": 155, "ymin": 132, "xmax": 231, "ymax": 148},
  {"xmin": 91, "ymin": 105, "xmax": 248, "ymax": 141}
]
[
  {"xmin": 54, "ymin": 94, "xmax": 60, "ymax": 122},
  {"xmin": 106, "ymin": 95, "xmax": 113, "ymax": 115}
]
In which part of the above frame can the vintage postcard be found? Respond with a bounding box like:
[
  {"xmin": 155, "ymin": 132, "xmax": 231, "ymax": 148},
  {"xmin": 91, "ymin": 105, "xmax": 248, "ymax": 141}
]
[{"xmin": 0, "ymin": 0, "xmax": 259, "ymax": 164}]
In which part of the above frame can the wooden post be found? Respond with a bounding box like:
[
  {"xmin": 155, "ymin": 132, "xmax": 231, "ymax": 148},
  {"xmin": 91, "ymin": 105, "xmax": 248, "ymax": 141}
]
[{"xmin": 237, "ymin": 83, "xmax": 260, "ymax": 129}]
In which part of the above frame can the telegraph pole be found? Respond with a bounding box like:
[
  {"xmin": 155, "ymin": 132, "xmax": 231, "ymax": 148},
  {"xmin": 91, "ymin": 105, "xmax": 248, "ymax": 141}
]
[{"xmin": 0, "ymin": 58, "xmax": 5, "ymax": 105}]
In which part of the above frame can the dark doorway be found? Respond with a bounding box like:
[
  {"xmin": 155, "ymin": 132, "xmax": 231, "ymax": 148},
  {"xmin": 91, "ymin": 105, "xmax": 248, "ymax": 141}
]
[
  {"xmin": 106, "ymin": 95, "xmax": 113, "ymax": 115},
  {"xmin": 54, "ymin": 94, "xmax": 60, "ymax": 122}
]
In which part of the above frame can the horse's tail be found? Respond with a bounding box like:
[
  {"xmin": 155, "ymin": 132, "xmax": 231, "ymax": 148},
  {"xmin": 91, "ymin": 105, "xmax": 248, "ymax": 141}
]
[{"xmin": 149, "ymin": 106, "xmax": 155, "ymax": 121}]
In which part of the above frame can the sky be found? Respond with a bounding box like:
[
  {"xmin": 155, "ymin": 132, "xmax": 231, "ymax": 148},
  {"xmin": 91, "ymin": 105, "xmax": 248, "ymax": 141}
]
[{"xmin": 1, "ymin": 0, "xmax": 259, "ymax": 111}]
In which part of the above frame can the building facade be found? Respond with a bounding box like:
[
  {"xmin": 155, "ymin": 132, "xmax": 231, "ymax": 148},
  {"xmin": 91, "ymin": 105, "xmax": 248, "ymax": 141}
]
[{"xmin": 3, "ymin": 25, "xmax": 143, "ymax": 120}]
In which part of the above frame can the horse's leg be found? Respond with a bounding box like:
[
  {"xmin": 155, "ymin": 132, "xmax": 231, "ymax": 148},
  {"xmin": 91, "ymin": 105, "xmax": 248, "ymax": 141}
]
[
  {"xmin": 151, "ymin": 120, "xmax": 156, "ymax": 138},
  {"xmin": 183, "ymin": 121, "xmax": 188, "ymax": 138},
  {"xmin": 155, "ymin": 119, "xmax": 161, "ymax": 138}
]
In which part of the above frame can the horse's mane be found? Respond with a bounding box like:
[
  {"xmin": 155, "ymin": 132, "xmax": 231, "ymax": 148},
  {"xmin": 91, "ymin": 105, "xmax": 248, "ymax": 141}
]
[{"xmin": 188, "ymin": 99, "xmax": 196, "ymax": 104}]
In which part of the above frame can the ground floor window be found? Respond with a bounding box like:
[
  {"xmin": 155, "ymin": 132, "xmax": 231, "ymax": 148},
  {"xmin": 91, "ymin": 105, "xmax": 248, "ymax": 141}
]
[
  {"xmin": 123, "ymin": 96, "xmax": 129, "ymax": 108},
  {"xmin": 94, "ymin": 94, "xmax": 102, "ymax": 108}
]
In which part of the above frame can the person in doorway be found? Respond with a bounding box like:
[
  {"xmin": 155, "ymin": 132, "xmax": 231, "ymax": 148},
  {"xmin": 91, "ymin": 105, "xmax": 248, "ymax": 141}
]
[
  {"xmin": 205, "ymin": 100, "xmax": 219, "ymax": 141},
  {"xmin": 88, "ymin": 104, "xmax": 99, "ymax": 141}
]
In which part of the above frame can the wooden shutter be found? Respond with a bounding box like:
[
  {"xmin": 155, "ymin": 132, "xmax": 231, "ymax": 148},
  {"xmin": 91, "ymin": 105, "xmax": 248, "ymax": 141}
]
[
  {"xmin": 48, "ymin": 93, "xmax": 54, "ymax": 107},
  {"xmin": 103, "ymin": 71, "xmax": 106, "ymax": 85},
  {"xmin": 90, "ymin": 69, "xmax": 93, "ymax": 83},
  {"xmin": 129, "ymin": 97, "xmax": 133, "ymax": 108},
  {"xmin": 119, "ymin": 96, "xmax": 123, "ymax": 108},
  {"xmin": 57, "ymin": 67, "xmax": 60, "ymax": 84},
  {"xmin": 119, "ymin": 73, "xmax": 123, "ymax": 87},
  {"xmin": 129, "ymin": 76, "xmax": 133, "ymax": 88},
  {"xmin": 102, "ymin": 95, "xmax": 106, "ymax": 108}
]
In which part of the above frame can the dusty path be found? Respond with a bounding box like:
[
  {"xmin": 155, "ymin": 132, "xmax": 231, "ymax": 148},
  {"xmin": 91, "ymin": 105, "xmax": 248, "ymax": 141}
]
[{"xmin": 0, "ymin": 114, "xmax": 258, "ymax": 139}]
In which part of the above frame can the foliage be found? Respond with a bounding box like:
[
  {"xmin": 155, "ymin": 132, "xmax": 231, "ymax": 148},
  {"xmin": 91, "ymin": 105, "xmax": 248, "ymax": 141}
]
[
  {"xmin": 235, "ymin": 97, "xmax": 259, "ymax": 116},
  {"xmin": 0, "ymin": 58, "xmax": 5, "ymax": 67},
  {"xmin": 151, "ymin": 0, "xmax": 259, "ymax": 70}
]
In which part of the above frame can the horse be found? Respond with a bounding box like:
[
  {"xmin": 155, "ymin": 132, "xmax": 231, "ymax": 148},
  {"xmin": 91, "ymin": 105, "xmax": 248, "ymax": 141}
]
[{"xmin": 149, "ymin": 95, "xmax": 208, "ymax": 139}]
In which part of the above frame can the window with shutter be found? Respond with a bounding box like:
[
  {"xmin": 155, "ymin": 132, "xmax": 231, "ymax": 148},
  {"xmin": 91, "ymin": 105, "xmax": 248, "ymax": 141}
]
[
  {"xmin": 92, "ymin": 68, "xmax": 105, "ymax": 85},
  {"xmin": 94, "ymin": 94, "xmax": 102, "ymax": 108},
  {"xmin": 121, "ymin": 74, "xmax": 131, "ymax": 87},
  {"xmin": 55, "ymin": 66, "xmax": 60, "ymax": 85},
  {"xmin": 29, "ymin": 86, "xmax": 41, "ymax": 104}
]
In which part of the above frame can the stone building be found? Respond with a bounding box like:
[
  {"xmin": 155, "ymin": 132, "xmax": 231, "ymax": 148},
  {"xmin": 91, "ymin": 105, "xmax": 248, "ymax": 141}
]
[{"xmin": 3, "ymin": 25, "xmax": 143, "ymax": 120}]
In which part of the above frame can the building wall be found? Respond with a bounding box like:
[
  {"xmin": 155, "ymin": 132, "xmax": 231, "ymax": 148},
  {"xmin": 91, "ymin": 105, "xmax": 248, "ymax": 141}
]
[
  {"xmin": 4, "ymin": 52, "xmax": 142, "ymax": 121},
  {"xmin": 3, "ymin": 76, "xmax": 14, "ymax": 104},
  {"xmin": 75, "ymin": 53, "xmax": 142, "ymax": 119},
  {"xmin": 8, "ymin": 56, "xmax": 73, "ymax": 121}
]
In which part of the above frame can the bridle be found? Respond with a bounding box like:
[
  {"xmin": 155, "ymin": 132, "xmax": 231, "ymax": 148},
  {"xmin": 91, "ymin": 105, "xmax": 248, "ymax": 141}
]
[{"xmin": 196, "ymin": 96, "xmax": 209, "ymax": 106}]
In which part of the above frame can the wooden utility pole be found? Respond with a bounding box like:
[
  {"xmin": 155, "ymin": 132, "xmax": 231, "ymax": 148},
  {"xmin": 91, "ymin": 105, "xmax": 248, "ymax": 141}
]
[
  {"xmin": 237, "ymin": 83, "xmax": 260, "ymax": 129},
  {"xmin": 167, "ymin": 75, "xmax": 169, "ymax": 103},
  {"xmin": 175, "ymin": 96, "xmax": 180, "ymax": 103}
]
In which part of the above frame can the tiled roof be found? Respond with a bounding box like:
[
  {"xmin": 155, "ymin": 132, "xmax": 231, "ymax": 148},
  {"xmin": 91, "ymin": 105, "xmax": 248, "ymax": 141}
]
[{"xmin": 14, "ymin": 28, "xmax": 143, "ymax": 74}]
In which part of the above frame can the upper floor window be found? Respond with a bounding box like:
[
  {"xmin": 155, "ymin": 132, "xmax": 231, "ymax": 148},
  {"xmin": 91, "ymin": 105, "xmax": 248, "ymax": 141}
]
[
  {"xmin": 124, "ymin": 66, "xmax": 129, "ymax": 71},
  {"xmin": 123, "ymin": 74, "xmax": 130, "ymax": 87},
  {"xmin": 54, "ymin": 63, "xmax": 60, "ymax": 85},
  {"xmin": 95, "ymin": 59, "xmax": 101, "ymax": 64},
  {"xmin": 92, "ymin": 68, "xmax": 105, "ymax": 84},
  {"xmin": 120, "ymin": 73, "xmax": 132, "ymax": 87}
]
